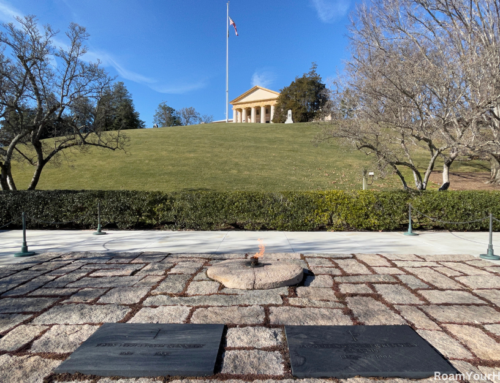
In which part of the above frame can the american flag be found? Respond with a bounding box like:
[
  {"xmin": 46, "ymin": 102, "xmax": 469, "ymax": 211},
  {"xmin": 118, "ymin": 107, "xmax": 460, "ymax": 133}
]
[{"xmin": 229, "ymin": 17, "xmax": 238, "ymax": 36}]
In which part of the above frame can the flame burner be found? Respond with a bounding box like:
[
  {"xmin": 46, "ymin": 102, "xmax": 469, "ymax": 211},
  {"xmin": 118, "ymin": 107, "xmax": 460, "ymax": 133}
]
[{"xmin": 250, "ymin": 257, "xmax": 259, "ymax": 268}]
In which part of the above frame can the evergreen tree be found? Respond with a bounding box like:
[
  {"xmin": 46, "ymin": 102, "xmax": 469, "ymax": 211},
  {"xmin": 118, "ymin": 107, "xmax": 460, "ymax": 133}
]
[
  {"xmin": 97, "ymin": 82, "xmax": 145, "ymax": 131},
  {"xmin": 153, "ymin": 101, "xmax": 181, "ymax": 127},
  {"xmin": 272, "ymin": 63, "xmax": 327, "ymax": 123}
]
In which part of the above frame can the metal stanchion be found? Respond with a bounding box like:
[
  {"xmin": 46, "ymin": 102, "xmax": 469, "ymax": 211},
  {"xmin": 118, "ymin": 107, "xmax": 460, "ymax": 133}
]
[
  {"xmin": 404, "ymin": 204, "xmax": 418, "ymax": 236},
  {"xmin": 480, "ymin": 213, "xmax": 499, "ymax": 260},
  {"xmin": 93, "ymin": 202, "xmax": 106, "ymax": 235},
  {"xmin": 14, "ymin": 212, "xmax": 37, "ymax": 257}
]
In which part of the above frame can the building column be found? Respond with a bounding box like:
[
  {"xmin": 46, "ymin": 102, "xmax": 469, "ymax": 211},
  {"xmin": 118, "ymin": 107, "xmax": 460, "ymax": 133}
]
[
  {"xmin": 260, "ymin": 106, "xmax": 266, "ymax": 123},
  {"xmin": 242, "ymin": 109, "xmax": 247, "ymax": 123},
  {"xmin": 236, "ymin": 109, "xmax": 241, "ymax": 123},
  {"xmin": 270, "ymin": 105, "xmax": 275, "ymax": 123},
  {"xmin": 251, "ymin": 107, "xmax": 256, "ymax": 123},
  {"xmin": 232, "ymin": 109, "xmax": 236, "ymax": 123}
]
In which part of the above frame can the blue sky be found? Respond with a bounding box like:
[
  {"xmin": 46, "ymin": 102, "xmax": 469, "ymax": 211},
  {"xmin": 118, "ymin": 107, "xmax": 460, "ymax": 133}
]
[{"xmin": 0, "ymin": 0, "xmax": 354, "ymax": 127}]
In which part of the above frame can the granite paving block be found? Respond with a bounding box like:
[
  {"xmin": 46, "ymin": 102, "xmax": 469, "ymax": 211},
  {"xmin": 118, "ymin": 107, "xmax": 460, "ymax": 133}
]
[
  {"xmin": 419, "ymin": 290, "xmax": 487, "ymax": 304},
  {"xmin": 193, "ymin": 269, "xmax": 210, "ymax": 281},
  {"xmin": 451, "ymin": 361, "xmax": 496, "ymax": 383},
  {"xmin": 191, "ymin": 306, "xmax": 265, "ymax": 324},
  {"xmin": 445, "ymin": 324, "xmax": 500, "ymax": 361},
  {"xmin": 0, "ymin": 313, "xmax": 31, "ymax": 333},
  {"xmin": 186, "ymin": 281, "xmax": 220, "ymax": 295},
  {"xmin": 221, "ymin": 350, "xmax": 284, "ymax": 375},
  {"xmin": 477, "ymin": 366, "xmax": 500, "ymax": 383},
  {"xmin": 0, "ymin": 324, "xmax": 47, "ymax": 351},
  {"xmin": 485, "ymin": 324, "xmax": 500, "ymax": 336},
  {"xmin": 296, "ymin": 287, "xmax": 337, "ymax": 300},
  {"xmin": 456, "ymin": 275, "xmax": 500, "ymax": 289},
  {"xmin": 287, "ymin": 298, "xmax": 343, "ymax": 308},
  {"xmin": 269, "ymin": 307, "xmax": 352, "ymax": 325},
  {"xmin": 396, "ymin": 274, "xmax": 429, "ymax": 289},
  {"xmin": 46, "ymin": 264, "xmax": 84, "ymax": 276},
  {"xmin": 334, "ymin": 275, "xmax": 396, "ymax": 283},
  {"xmin": 0, "ymin": 354, "xmax": 61, "ymax": 383},
  {"xmin": 379, "ymin": 254, "xmax": 422, "ymax": 261},
  {"xmin": 128, "ymin": 306, "xmax": 191, "ymax": 323},
  {"xmin": 30, "ymin": 324, "xmax": 99, "ymax": 353},
  {"xmin": 28, "ymin": 288, "xmax": 79, "ymax": 296},
  {"xmin": 134, "ymin": 275, "xmax": 163, "ymax": 287},
  {"xmin": 419, "ymin": 254, "xmax": 476, "ymax": 261},
  {"xmin": 395, "ymin": 261, "xmax": 440, "ymax": 267},
  {"xmin": 98, "ymin": 287, "xmax": 150, "ymax": 304},
  {"xmin": 169, "ymin": 263, "xmax": 203, "ymax": 274},
  {"xmin": 65, "ymin": 288, "xmax": 107, "ymax": 302},
  {"xmin": 303, "ymin": 275, "xmax": 333, "ymax": 287},
  {"xmin": 440, "ymin": 262, "xmax": 491, "ymax": 275},
  {"xmin": 0, "ymin": 297, "xmax": 57, "ymax": 313},
  {"xmin": 144, "ymin": 293, "xmax": 282, "ymax": 306},
  {"xmin": 306, "ymin": 258, "xmax": 334, "ymax": 266},
  {"xmin": 226, "ymin": 327, "xmax": 284, "ymax": 348},
  {"xmin": 373, "ymin": 284, "xmax": 422, "ymax": 304},
  {"xmin": 307, "ymin": 253, "xmax": 353, "ymax": 258},
  {"xmin": 32, "ymin": 304, "xmax": 130, "ymax": 324},
  {"xmin": 131, "ymin": 253, "xmax": 170, "ymax": 263},
  {"xmin": 1, "ymin": 275, "xmax": 56, "ymax": 296},
  {"xmin": 433, "ymin": 266, "xmax": 463, "ymax": 277},
  {"xmin": 420, "ymin": 305, "xmax": 499, "ymax": 323},
  {"xmin": 135, "ymin": 262, "xmax": 173, "ymax": 276},
  {"xmin": 394, "ymin": 306, "xmax": 440, "ymax": 330},
  {"xmin": 152, "ymin": 274, "xmax": 191, "ymax": 294},
  {"xmin": 373, "ymin": 267, "xmax": 406, "ymax": 275},
  {"xmin": 308, "ymin": 267, "xmax": 342, "ymax": 275},
  {"xmin": 407, "ymin": 268, "xmax": 463, "ymax": 289},
  {"xmin": 67, "ymin": 276, "xmax": 143, "ymax": 288},
  {"xmin": 335, "ymin": 259, "xmax": 372, "ymax": 274},
  {"xmin": 356, "ymin": 254, "xmax": 391, "ymax": 266},
  {"xmin": 44, "ymin": 271, "xmax": 89, "ymax": 288},
  {"xmin": 90, "ymin": 269, "xmax": 138, "ymax": 277},
  {"xmin": 339, "ymin": 284, "xmax": 373, "ymax": 294},
  {"xmin": 416, "ymin": 330, "xmax": 473, "ymax": 360},
  {"xmin": 474, "ymin": 290, "xmax": 500, "ymax": 306},
  {"xmin": 347, "ymin": 297, "xmax": 406, "ymax": 325}
]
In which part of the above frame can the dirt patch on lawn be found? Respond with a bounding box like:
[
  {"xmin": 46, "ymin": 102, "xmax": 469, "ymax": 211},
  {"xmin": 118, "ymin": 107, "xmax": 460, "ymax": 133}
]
[{"xmin": 429, "ymin": 171, "xmax": 500, "ymax": 191}]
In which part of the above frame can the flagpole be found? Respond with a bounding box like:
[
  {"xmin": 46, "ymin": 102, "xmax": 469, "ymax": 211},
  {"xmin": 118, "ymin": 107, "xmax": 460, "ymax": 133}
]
[{"xmin": 226, "ymin": 1, "xmax": 229, "ymax": 123}]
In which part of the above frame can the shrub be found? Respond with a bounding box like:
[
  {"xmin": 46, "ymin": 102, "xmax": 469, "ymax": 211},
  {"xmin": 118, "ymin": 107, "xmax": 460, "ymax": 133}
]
[{"xmin": 1, "ymin": 190, "xmax": 499, "ymax": 231}]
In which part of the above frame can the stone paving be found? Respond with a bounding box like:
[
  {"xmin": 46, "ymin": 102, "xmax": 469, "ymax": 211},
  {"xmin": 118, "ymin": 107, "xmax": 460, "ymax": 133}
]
[{"xmin": 0, "ymin": 251, "xmax": 499, "ymax": 382}]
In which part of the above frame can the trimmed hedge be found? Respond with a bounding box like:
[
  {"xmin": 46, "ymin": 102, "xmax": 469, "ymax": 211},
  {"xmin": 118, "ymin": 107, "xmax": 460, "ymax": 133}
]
[{"xmin": 1, "ymin": 190, "xmax": 499, "ymax": 231}]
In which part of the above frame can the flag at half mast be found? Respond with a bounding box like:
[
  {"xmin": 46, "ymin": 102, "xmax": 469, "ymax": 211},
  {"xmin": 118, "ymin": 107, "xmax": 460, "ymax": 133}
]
[{"xmin": 229, "ymin": 17, "xmax": 238, "ymax": 36}]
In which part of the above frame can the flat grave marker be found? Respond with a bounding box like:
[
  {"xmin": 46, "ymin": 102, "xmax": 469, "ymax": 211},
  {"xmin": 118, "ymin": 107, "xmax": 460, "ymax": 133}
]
[
  {"xmin": 55, "ymin": 323, "xmax": 224, "ymax": 377},
  {"xmin": 286, "ymin": 325, "xmax": 458, "ymax": 379}
]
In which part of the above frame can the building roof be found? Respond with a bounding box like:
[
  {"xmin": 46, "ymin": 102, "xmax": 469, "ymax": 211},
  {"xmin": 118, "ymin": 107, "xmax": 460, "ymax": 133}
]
[{"xmin": 230, "ymin": 86, "xmax": 280, "ymax": 105}]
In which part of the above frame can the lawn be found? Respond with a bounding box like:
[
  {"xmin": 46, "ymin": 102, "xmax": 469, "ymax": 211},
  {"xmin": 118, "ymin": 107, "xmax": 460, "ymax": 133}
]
[{"xmin": 10, "ymin": 123, "xmax": 489, "ymax": 192}]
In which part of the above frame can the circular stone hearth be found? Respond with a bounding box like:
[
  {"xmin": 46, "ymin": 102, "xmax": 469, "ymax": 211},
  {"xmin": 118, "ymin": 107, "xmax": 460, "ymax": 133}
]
[{"xmin": 207, "ymin": 259, "xmax": 303, "ymax": 290}]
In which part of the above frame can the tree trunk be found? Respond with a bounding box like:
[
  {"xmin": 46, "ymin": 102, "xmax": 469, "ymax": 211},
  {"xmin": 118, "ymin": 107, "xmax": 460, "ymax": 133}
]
[
  {"xmin": 0, "ymin": 162, "xmax": 9, "ymax": 190},
  {"xmin": 488, "ymin": 155, "xmax": 500, "ymax": 185},
  {"xmin": 27, "ymin": 161, "xmax": 45, "ymax": 190},
  {"xmin": 393, "ymin": 166, "xmax": 409, "ymax": 190},
  {"xmin": 412, "ymin": 170, "xmax": 425, "ymax": 190},
  {"xmin": 441, "ymin": 150, "xmax": 458, "ymax": 190}
]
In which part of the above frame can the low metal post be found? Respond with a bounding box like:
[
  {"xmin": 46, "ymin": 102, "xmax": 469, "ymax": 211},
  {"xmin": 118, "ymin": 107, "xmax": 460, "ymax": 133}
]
[
  {"xmin": 404, "ymin": 204, "xmax": 418, "ymax": 236},
  {"xmin": 14, "ymin": 212, "xmax": 36, "ymax": 257},
  {"xmin": 93, "ymin": 202, "xmax": 106, "ymax": 235},
  {"xmin": 480, "ymin": 213, "xmax": 499, "ymax": 260}
]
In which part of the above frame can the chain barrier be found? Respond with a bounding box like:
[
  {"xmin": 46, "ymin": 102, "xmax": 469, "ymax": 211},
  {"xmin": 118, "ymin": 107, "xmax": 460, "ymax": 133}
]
[
  {"xmin": 493, "ymin": 217, "xmax": 500, "ymax": 223},
  {"xmin": 410, "ymin": 204, "xmax": 490, "ymax": 225},
  {"xmin": 0, "ymin": 220, "xmax": 17, "ymax": 230}
]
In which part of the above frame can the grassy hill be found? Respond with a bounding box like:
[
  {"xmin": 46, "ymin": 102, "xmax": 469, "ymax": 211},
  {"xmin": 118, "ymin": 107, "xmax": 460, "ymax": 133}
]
[{"xmin": 10, "ymin": 123, "xmax": 489, "ymax": 192}]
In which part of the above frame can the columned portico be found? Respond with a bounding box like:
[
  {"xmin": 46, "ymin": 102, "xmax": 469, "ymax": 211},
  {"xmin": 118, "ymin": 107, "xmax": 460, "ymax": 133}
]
[{"xmin": 230, "ymin": 86, "xmax": 280, "ymax": 124}]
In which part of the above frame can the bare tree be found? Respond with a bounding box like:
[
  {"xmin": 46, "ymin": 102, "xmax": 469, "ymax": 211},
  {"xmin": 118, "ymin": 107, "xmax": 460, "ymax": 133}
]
[
  {"xmin": 317, "ymin": 0, "xmax": 497, "ymax": 190},
  {"xmin": 200, "ymin": 114, "xmax": 214, "ymax": 124},
  {"xmin": 0, "ymin": 16, "xmax": 126, "ymax": 190},
  {"xmin": 179, "ymin": 107, "xmax": 200, "ymax": 126}
]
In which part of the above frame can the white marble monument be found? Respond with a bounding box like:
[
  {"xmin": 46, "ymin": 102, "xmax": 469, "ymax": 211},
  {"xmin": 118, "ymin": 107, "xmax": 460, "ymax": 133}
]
[{"xmin": 285, "ymin": 109, "xmax": 293, "ymax": 124}]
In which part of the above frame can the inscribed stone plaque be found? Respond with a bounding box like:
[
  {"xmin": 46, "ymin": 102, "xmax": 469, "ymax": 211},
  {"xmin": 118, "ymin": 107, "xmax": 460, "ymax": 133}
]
[
  {"xmin": 285, "ymin": 325, "xmax": 458, "ymax": 379},
  {"xmin": 55, "ymin": 323, "xmax": 224, "ymax": 377}
]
